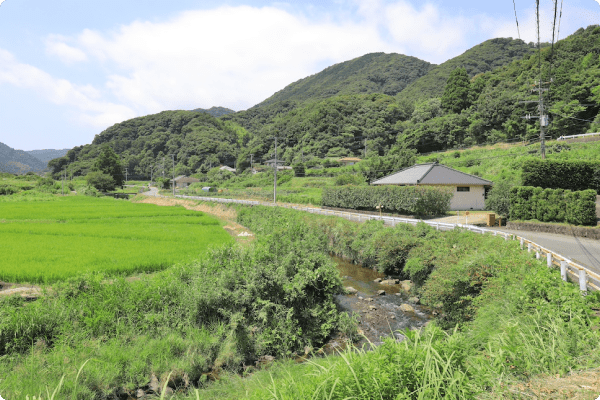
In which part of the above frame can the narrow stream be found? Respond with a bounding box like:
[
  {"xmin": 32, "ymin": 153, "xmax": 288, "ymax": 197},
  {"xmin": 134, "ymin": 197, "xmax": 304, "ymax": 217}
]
[{"xmin": 332, "ymin": 256, "xmax": 432, "ymax": 347}]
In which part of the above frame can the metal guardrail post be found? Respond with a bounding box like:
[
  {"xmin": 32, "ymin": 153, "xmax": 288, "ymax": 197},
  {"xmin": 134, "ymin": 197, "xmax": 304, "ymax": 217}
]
[
  {"xmin": 561, "ymin": 261, "xmax": 568, "ymax": 281},
  {"xmin": 536, "ymin": 251, "xmax": 540, "ymax": 260},
  {"xmin": 520, "ymin": 238, "xmax": 524, "ymax": 250},
  {"xmin": 579, "ymin": 268, "xmax": 588, "ymax": 292},
  {"xmin": 547, "ymin": 253, "xmax": 552, "ymax": 268},
  {"xmin": 527, "ymin": 243, "xmax": 532, "ymax": 253}
]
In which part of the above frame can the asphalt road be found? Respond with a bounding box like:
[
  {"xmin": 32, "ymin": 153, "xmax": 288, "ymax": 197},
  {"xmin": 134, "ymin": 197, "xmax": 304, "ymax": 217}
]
[{"xmin": 496, "ymin": 228, "xmax": 600, "ymax": 276}]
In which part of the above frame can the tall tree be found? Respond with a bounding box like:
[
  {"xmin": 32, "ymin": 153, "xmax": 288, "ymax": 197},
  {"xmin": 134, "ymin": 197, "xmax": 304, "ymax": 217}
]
[
  {"xmin": 93, "ymin": 145, "xmax": 124, "ymax": 187},
  {"xmin": 441, "ymin": 67, "xmax": 471, "ymax": 114}
]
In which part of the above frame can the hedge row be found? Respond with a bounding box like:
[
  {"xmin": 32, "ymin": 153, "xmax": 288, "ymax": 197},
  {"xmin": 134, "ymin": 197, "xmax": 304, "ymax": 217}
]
[
  {"xmin": 522, "ymin": 159, "xmax": 600, "ymax": 191},
  {"xmin": 509, "ymin": 186, "xmax": 597, "ymax": 226},
  {"xmin": 322, "ymin": 185, "xmax": 452, "ymax": 216}
]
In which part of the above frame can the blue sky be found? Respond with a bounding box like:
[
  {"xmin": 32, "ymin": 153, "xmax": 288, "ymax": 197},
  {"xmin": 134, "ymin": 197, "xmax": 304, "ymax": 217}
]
[{"xmin": 0, "ymin": 0, "xmax": 599, "ymax": 150}]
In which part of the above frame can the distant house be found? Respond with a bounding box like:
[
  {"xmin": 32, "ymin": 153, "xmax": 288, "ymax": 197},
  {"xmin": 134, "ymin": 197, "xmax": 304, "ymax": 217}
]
[
  {"xmin": 171, "ymin": 175, "xmax": 200, "ymax": 188},
  {"xmin": 263, "ymin": 159, "xmax": 285, "ymax": 167},
  {"xmin": 371, "ymin": 163, "xmax": 493, "ymax": 211},
  {"xmin": 338, "ymin": 157, "xmax": 362, "ymax": 166},
  {"xmin": 263, "ymin": 159, "xmax": 292, "ymax": 170},
  {"xmin": 219, "ymin": 165, "xmax": 236, "ymax": 173}
]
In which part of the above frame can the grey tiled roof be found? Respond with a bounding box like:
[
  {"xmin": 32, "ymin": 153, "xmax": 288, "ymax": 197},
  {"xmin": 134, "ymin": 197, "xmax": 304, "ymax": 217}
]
[{"xmin": 371, "ymin": 163, "xmax": 493, "ymax": 186}]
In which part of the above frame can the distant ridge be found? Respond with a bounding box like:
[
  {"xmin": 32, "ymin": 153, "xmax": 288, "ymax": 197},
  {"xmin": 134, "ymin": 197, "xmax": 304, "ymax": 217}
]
[
  {"xmin": 191, "ymin": 106, "xmax": 236, "ymax": 117},
  {"xmin": 27, "ymin": 148, "xmax": 69, "ymax": 164},
  {"xmin": 0, "ymin": 142, "xmax": 47, "ymax": 174},
  {"xmin": 398, "ymin": 37, "xmax": 536, "ymax": 104},
  {"xmin": 253, "ymin": 52, "xmax": 434, "ymax": 108}
]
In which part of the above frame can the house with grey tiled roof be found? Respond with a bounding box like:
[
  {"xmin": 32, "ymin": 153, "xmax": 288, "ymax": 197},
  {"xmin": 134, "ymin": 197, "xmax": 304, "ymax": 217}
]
[
  {"xmin": 171, "ymin": 175, "xmax": 200, "ymax": 188},
  {"xmin": 371, "ymin": 163, "xmax": 493, "ymax": 210}
]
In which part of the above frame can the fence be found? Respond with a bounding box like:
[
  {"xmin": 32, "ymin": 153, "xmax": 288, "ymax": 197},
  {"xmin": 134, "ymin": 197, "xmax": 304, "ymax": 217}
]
[{"xmin": 176, "ymin": 194, "xmax": 599, "ymax": 293}]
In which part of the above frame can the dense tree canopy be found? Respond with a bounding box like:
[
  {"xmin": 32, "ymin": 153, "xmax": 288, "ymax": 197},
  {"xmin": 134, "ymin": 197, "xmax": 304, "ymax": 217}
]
[{"xmin": 441, "ymin": 68, "xmax": 471, "ymax": 113}]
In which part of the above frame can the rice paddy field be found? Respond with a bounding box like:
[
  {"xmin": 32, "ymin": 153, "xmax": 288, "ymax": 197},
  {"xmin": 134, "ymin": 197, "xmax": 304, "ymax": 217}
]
[{"xmin": 0, "ymin": 195, "xmax": 233, "ymax": 282}]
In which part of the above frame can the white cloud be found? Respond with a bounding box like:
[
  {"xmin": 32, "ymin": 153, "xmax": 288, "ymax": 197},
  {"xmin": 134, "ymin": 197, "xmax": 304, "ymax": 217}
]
[
  {"xmin": 68, "ymin": 5, "xmax": 392, "ymax": 113},
  {"xmin": 383, "ymin": 2, "xmax": 470, "ymax": 61},
  {"xmin": 0, "ymin": 48, "xmax": 136, "ymax": 128},
  {"xmin": 45, "ymin": 35, "xmax": 88, "ymax": 64}
]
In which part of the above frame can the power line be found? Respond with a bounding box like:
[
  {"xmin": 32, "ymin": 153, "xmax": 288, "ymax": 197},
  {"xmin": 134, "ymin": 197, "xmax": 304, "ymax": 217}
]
[
  {"xmin": 512, "ymin": 0, "xmax": 521, "ymax": 40},
  {"xmin": 556, "ymin": 0, "xmax": 564, "ymax": 43}
]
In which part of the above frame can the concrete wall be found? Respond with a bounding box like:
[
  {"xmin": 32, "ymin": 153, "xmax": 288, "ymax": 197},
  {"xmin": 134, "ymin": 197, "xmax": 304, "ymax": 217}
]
[{"xmin": 449, "ymin": 185, "xmax": 486, "ymax": 211}]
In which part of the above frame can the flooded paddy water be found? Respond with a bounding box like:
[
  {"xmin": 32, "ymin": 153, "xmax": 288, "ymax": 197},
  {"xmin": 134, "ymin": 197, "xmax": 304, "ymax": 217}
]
[{"xmin": 332, "ymin": 256, "xmax": 433, "ymax": 348}]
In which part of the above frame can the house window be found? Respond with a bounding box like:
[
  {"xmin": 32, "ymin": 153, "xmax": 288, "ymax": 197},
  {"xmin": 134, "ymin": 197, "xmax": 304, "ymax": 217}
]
[{"xmin": 457, "ymin": 186, "xmax": 470, "ymax": 192}]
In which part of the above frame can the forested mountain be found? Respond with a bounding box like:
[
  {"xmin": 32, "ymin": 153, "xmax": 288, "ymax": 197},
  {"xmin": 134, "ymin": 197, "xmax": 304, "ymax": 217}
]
[
  {"xmin": 254, "ymin": 53, "xmax": 434, "ymax": 108},
  {"xmin": 51, "ymin": 26, "xmax": 600, "ymax": 178},
  {"xmin": 191, "ymin": 106, "xmax": 235, "ymax": 117},
  {"xmin": 48, "ymin": 111, "xmax": 245, "ymax": 179},
  {"xmin": 27, "ymin": 148, "xmax": 69, "ymax": 164},
  {"xmin": 0, "ymin": 142, "xmax": 47, "ymax": 174},
  {"xmin": 398, "ymin": 38, "xmax": 537, "ymax": 104}
]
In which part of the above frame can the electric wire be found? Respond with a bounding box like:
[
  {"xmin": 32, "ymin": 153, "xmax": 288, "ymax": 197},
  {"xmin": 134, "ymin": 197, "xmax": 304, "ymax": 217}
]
[
  {"xmin": 512, "ymin": 0, "xmax": 521, "ymax": 39},
  {"xmin": 556, "ymin": 0, "xmax": 564, "ymax": 43}
]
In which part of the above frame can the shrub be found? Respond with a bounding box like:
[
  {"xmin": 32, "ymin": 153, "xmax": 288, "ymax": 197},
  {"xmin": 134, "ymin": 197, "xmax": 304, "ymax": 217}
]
[
  {"xmin": 334, "ymin": 173, "xmax": 365, "ymax": 186},
  {"xmin": 484, "ymin": 179, "xmax": 514, "ymax": 217},
  {"xmin": 322, "ymin": 185, "xmax": 452, "ymax": 216},
  {"xmin": 293, "ymin": 163, "xmax": 305, "ymax": 177},
  {"xmin": 86, "ymin": 171, "xmax": 116, "ymax": 191},
  {"xmin": 0, "ymin": 185, "xmax": 18, "ymax": 195},
  {"xmin": 509, "ymin": 186, "xmax": 597, "ymax": 226},
  {"xmin": 522, "ymin": 159, "xmax": 600, "ymax": 191}
]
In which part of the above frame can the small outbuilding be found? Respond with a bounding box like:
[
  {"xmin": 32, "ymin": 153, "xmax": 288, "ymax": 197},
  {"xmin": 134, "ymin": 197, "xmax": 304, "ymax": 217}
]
[
  {"xmin": 171, "ymin": 175, "xmax": 200, "ymax": 188},
  {"xmin": 371, "ymin": 163, "xmax": 493, "ymax": 211},
  {"xmin": 219, "ymin": 165, "xmax": 236, "ymax": 173},
  {"xmin": 263, "ymin": 159, "xmax": 291, "ymax": 170}
]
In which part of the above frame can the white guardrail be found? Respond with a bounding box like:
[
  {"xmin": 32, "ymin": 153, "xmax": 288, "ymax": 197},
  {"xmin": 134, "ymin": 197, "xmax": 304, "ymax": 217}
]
[{"xmin": 177, "ymin": 194, "xmax": 600, "ymax": 293}]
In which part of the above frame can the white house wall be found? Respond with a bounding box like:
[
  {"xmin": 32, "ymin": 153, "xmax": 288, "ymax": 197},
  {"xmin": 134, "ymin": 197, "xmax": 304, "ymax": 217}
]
[{"xmin": 449, "ymin": 185, "xmax": 486, "ymax": 210}]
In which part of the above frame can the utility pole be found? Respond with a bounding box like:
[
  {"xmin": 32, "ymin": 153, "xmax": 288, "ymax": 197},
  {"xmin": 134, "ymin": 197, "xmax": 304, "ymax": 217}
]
[
  {"xmin": 124, "ymin": 168, "xmax": 128, "ymax": 184},
  {"xmin": 520, "ymin": 0, "xmax": 549, "ymax": 159},
  {"xmin": 169, "ymin": 154, "xmax": 175, "ymax": 196},
  {"xmin": 364, "ymin": 138, "xmax": 367, "ymax": 158},
  {"xmin": 250, "ymin": 154, "xmax": 254, "ymax": 172},
  {"xmin": 270, "ymin": 136, "xmax": 282, "ymax": 203},
  {"xmin": 61, "ymin": 169, "xmax": 65, "ymax": 196},
  {"xmin": 162, "ymin": 156, "xmax": 165, "ymax": 178},
  {"xmin": 522, "ymin": 83, "xmax": 550, "ymax": 159}
]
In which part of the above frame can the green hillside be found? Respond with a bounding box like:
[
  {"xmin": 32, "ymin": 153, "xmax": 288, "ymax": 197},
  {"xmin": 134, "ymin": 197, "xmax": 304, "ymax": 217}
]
[
  {"xmin": 398, "ymin": 37, "xmax": 536, "ymax": 104},
  {"xmin": 254, "ymin": 52, "xmax": 434, "ymax": 107},
  {"xmin": 48, "ymin": 110, "xmax": 246, "ymax": 179},
  {"xmin": 398, "ymin": 26, "xmax": 600, "ymax": 153},
  {"xmin": 191, "ymin": 106, "xmax": 236, "ymax": 117},
  {"xmin": 0, "ymin": 142, "xmax": 47, "ymax": 174}
]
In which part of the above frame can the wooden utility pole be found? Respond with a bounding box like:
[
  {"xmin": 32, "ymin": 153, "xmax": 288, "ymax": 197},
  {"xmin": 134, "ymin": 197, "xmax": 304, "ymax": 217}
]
[{"xmin": 270, "ymin": 137, "xmax": 283, "ymax": 203}]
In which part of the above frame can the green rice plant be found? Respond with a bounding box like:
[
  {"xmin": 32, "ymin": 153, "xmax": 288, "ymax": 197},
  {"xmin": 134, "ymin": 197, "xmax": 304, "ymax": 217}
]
[{"xmin": 0, "ymin": 196, "xmax": 232, "ymax": 282}]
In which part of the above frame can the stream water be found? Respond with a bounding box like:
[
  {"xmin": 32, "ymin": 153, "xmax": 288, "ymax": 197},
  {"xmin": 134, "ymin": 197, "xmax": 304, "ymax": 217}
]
[{"xmin": 332, "ymin": 256, "xmax": 432, "ymax": 347}]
